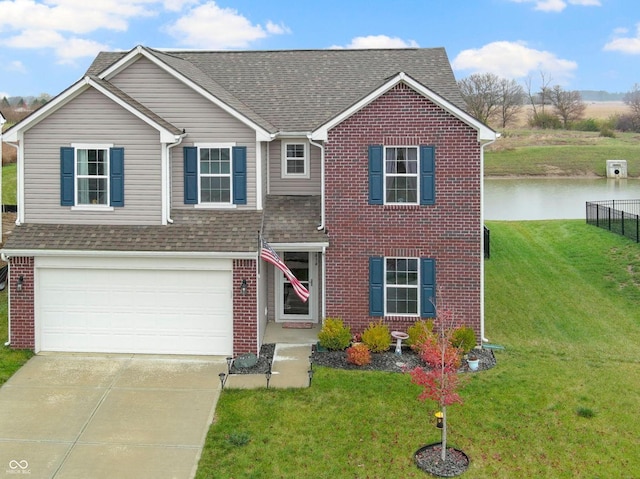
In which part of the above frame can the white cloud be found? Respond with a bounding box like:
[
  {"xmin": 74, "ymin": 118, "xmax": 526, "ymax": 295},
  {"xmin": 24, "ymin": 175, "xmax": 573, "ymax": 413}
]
[
  {"xmin": 266, "ymin": 21, "xmax": 291, "ymax": 35},
  {"xmin": 3, "ymin": 28, "xmax": 108, "ymax": 63},
  {"xmin": 331, "ymin": 35, "xmax": 419, "ymax": 49},
  {"xmin": 507, "ymin": 0, "xmax": 600, "ymax": 12},
  {"xmin": 162, "ymin": 0, "xmax": 198, "ymax": 12},
  {"xmin": 8, "ymin": 60, "xmax": 27, "ymax": 74},
  {"xmin": 452, "ymin": 41, "xmax": 577, "ymax": 83},
  {"xmin": 166, "ymin": 1, "xmax": 289, "ymax": 49},
  {"xmin": 0, "ymin": 0, "xmax": 156, "ymax": 34},
  {"xmin": 604, "ymin": 23, "xmax": 640, "ymax": 54}
]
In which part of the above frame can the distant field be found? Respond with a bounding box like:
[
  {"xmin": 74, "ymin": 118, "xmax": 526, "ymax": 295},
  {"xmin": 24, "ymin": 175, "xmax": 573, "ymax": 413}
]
[{"xmin": 511, "ymin": 101, "xmax": 627, "ymax": 128}]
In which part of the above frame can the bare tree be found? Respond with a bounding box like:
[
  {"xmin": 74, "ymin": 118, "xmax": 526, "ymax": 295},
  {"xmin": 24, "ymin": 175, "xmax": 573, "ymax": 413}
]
[
  {"xmin": 525, "ymin": 71, "xmax": 554, "ymax": 125},
  {"xmin": 457, "ymin": 72, "xmax": 502, "ymax": 124},
  {"xmin": 623, "ymin": 83, "xmax": 640, "ymax": 130},
  {"xmin": 549, "ymin": 85, "xmax": 586, "ymax": 128},
  {"xmin": 496, "ymin": 77, "xmax": 525, "ymax": 128}
]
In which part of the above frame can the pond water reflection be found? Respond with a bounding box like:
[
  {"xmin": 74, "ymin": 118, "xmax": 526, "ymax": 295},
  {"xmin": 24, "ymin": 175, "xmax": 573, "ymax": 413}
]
[{"xmin": 484, "ymin": 178, "xmax": 640, "ymax": 221}]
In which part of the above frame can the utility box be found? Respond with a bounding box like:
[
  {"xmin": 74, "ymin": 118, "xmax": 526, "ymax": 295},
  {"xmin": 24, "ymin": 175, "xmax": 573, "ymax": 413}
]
[{"xmin": 606, "ymin": 160, "xmax": 627, "ymax": 179}]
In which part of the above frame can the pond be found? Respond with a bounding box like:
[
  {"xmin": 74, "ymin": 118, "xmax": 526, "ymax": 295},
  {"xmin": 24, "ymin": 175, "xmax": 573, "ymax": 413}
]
[{"xmin": 484, "ymin": 178, "xmax": 640, "ymax": 220}]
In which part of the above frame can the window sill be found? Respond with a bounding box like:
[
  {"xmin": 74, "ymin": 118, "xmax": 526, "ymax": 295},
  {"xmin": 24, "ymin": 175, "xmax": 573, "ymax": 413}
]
[
  {"xmin": 71, "ymin": 205, "xmax": 114, "ymax": 212},
  {"xmin": 194, "ymin": 203, "xmax": 237, "ymax": 209},
  {"xmin": 384, "ymin": 315, "xmax": 420, "ymax": 321},
  {"xmin": 383, "ymin": 204, "xmax": 421, "ymax": 210}
]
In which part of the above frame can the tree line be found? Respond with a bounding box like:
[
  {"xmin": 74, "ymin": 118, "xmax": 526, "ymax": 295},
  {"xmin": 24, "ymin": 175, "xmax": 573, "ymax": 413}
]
[{"xmin": 458, "ymin": 72, "xmax": 640, "ymax": 133}]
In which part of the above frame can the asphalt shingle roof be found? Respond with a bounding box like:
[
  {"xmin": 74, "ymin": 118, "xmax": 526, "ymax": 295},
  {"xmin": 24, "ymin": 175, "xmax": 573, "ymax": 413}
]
[
  {"xmin": 87, "ymin": 47, "xmax": 466, "ymax": 133},
  {"xmin": 262, "ymin": 195, "xmax": 328, "ymax": 244},
  {"xmin": 2, "ymin": 210, "xmax": 263, "ymax": 253}
]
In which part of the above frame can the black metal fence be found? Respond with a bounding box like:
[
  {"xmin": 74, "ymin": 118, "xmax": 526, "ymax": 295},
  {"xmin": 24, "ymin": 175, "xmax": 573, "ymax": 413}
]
[{"xmin": 586, "ymin": 200, "xmax": 640, "ymax": 243}]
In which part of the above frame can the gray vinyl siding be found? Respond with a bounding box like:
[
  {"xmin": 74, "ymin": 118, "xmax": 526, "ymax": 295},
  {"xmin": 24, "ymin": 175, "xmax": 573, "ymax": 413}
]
[
  {"xmin": 23, "ymin": 88, "xmax": 162, "ymax": 225},
  {"xmin": 109, "ymin": 57, "xmax": 257, "ymax": 209},
  {"xmin": 268, "ymin": 140, "xmax": 321, "ymax": 196}
]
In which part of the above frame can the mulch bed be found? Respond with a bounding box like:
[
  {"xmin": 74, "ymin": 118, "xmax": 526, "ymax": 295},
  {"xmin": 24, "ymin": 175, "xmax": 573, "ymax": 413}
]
[
  {"xmin": 414, "ymin": 443, "xmax": 470, "ymax": 477},
  {"xmin": 311, "ymin": 345, "xmax": 496, "ymax": 373}
]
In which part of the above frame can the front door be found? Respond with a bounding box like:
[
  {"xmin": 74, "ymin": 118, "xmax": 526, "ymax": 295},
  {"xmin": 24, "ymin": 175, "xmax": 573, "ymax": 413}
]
[{"xmin": 276, "ymin": 251, "xmax": 315, "ymax": 322}]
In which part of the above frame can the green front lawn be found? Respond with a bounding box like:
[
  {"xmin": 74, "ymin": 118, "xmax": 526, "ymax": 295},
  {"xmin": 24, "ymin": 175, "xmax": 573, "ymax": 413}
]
[
  {"xmin": 0, "ymin": 290, "xmax": 33, "ymax": 385},
  {"xmin": 199, "ymin": 221, "xmax": 640, "ymax": 478}
]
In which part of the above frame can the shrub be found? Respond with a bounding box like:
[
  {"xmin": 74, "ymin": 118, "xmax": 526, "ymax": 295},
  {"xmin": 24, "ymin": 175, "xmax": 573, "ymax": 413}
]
[
  {"xmin": 529, "ymin": 111, "xmax": 562, "ymax": 129},
  {"xmin": 361, "ymin": 320, "xmax": 391, "ymax": 353},
  {"xmin": 599, "ymin": 127, "xmax": 616, "ymax": 138},
  {"xmin": 572, "ymin": 118, "xmax": 600, "ymax": 132},
  {"xmin": 346, "ymin": 343, "xmax": 371, "ymax": 366},
  {"xmin": 318, "ymin": 317, "xmax": 351, "ymax": 351},
  {"xmin": 450, "ymin": 326, "xmax": 477, "ymax": 354},
  {"xmin": 407, "ymin": 319, "xmax": 434, "ymax": 350}
]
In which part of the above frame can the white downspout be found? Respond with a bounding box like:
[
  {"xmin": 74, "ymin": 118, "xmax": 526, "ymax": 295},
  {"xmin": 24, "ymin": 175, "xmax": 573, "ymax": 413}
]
[
  {"xmin": 307, "ymin": 136, "xmax": 326, "ymax": 323},
  {"xmin": 307, "ymin": 136, "xmax": 325, "ymax": 230},
  {"xmin": 165, "ymin": 133, "xmax": 186, "ymax": 224},
  {"xmin": 5, "ymin": 140, "xmax": 20, "ymax": 225},
  {"xmin": 480, "ymin": 134, "xmax": 498, "ymax": 343}
]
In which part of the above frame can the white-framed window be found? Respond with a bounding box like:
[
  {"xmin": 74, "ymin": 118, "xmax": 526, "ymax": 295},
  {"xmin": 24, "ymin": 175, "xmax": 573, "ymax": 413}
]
[
  {"xmin": 73, "ymin": 143, "xmax": 111, "ymax": 206},
  {"xmin": 197, "ymin": 143, "xmax": 234, "ymax": 204},
  {"xmin": 282, "ymin": 141, "xmax": 309, "ymax": 178},
  {"xmin": 385, "ymin": 146, "xmax": 418, "ymax": 204},
  {"xmin": 385, "ymin": 257, "xmax": 419, "ymax": 316}
]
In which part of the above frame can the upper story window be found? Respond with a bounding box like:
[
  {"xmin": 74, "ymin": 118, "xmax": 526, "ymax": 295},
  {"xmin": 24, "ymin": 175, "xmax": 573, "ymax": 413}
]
[
  {"xmin": 76, "ymin": 147, "xmax": 109, "ymax": 205},
  {"xmin": 199, "ymin": 145, "xmax": 232, "ymax": 203},
  {"xmin": 385, "ymin": 147, "xmax": 418, "ymax": 203},
  {"xmin": 183, "ymin": 144, "xmax": 247, "ymax": 207},
  {"xmin": 368, "ymin": 144, "xmax": 435, "ymax": 206},
  {"xmin": 60, "ymin": 144, "xmax": 124, "ymax": 208},
  {"xmin": 282, "ymin": 142, "xmax": 309, "ymax": 178}
]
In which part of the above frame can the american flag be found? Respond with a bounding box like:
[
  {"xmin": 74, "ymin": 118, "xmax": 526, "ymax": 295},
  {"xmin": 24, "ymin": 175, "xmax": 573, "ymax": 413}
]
[{"xmin": 260, "ymin": 240, "xmax": 310, "ymax": 303}]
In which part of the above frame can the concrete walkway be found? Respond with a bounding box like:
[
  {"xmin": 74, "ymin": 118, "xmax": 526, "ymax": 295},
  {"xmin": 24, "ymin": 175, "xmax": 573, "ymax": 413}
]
[
  {"xmin": 0, "ymin": 344, "xmax": 313, "ymax": 479},
  {"xmin": 225, "ymin": 343, "xmax": 313, "ymax": 389}
]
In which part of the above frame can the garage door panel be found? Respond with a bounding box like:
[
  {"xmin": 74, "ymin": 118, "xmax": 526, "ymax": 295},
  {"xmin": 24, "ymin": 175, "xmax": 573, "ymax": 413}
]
[{"xmin": 37, "ymin": 266, "xmax": 234, "ymax": 355}]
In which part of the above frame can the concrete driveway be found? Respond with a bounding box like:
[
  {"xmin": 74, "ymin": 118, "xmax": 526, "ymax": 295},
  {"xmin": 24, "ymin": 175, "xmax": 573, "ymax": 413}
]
[{"xmin": 0, "ymin": 353, "xmax": 227, "ymax": 479}]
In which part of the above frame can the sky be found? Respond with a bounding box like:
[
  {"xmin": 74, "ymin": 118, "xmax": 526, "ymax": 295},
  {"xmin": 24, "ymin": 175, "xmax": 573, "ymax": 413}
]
[{"xmin": 0, "ymin": 0, "xmax": 639, "ymax": 100}]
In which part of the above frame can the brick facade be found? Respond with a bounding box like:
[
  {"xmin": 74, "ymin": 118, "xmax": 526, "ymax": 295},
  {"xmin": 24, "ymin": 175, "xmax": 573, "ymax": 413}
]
[
  {"xmin": 232, "ymin": 259, "xmax": 258, "ymax": 356},
  {"xmin": 324, "ymin": 83, "xmax": 482, "ymax": 339},
  {"xmin": 8, "ymin": 257, "xmax": 35, "ymax": 349}
]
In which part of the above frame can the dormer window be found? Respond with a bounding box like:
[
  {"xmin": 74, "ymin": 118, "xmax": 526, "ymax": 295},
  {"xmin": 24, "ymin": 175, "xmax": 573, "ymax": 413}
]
[{"xmin": 282, "ymin": 141, "xmax": 309, "ymax": 178}]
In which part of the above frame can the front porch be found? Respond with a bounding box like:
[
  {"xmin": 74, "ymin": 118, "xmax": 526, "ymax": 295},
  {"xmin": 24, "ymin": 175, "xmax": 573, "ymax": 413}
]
[{"xmin": 263, "ymin": 321, "xmax": 320, "ymax": 346}]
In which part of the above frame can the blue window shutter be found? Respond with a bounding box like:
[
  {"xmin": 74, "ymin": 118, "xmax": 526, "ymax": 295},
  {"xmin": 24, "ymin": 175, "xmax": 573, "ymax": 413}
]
[
  {"xmin": 420, "ymin": 145, "xmax": 435, "ymax": 205},
  {"xmin": 110, "ymin": 147, "xmax": 124, "ymax": 207},
  {"xmin": 420, "ymin": 258, "xmax": 436, "ymax": 318},
  {"xmin": 233, "ymin": 146, "xmax": 247, "ymax": 205},
  {"xmin": 369, "ymin": 256, "xmax": 384, "ymax": 316},
  {"xmin": 368, "ymin": 145, "xmax": 383, "ymax": 205},
  {"xmin": 60, "ymin": 147, "xmax": 75, "ymax": 206},
  {"xmin": 183, "ymin": 146, "xmax": 198, "ymax": 204}
]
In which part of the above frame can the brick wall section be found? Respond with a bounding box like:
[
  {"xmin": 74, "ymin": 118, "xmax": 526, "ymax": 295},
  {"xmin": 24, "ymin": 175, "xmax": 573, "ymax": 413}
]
[
  {"xmin": 325, "ymin": 83, "xmax": 482, "ymax": 339},
  {"xmin": 233, "ymin": 259, "xmax": 258, "ymax": 356},
  {"xmin": 8, "ymin": 257, "xmax": 35, "ymax": 349}
]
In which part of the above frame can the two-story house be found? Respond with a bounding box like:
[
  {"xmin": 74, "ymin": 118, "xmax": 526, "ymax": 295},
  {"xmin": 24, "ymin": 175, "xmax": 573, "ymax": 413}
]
[{"xmin": 1, "ymin": 46, "xmax": 496, "ymax": 357}]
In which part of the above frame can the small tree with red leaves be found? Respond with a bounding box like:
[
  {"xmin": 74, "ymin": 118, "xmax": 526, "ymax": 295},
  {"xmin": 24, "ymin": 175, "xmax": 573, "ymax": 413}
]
[{"xmin": 409, "ymin": 306, "xmax": 466, "ymax": 461}]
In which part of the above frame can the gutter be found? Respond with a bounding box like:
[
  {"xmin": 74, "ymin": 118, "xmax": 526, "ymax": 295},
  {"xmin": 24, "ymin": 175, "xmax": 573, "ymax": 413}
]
[
  {"xmin": 0, "ymin": 112, "xmax": 6, "ymax": 345},
  {"xmin": 480, "ymin": 133, "xmax": 499, "ymax": 343}
]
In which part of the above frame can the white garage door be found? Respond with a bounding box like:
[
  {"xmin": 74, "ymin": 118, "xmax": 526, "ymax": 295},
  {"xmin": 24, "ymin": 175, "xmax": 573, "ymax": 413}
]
[{"xmin": 36, "ymin": 258, "xmax": 233, "ymax": 355}]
